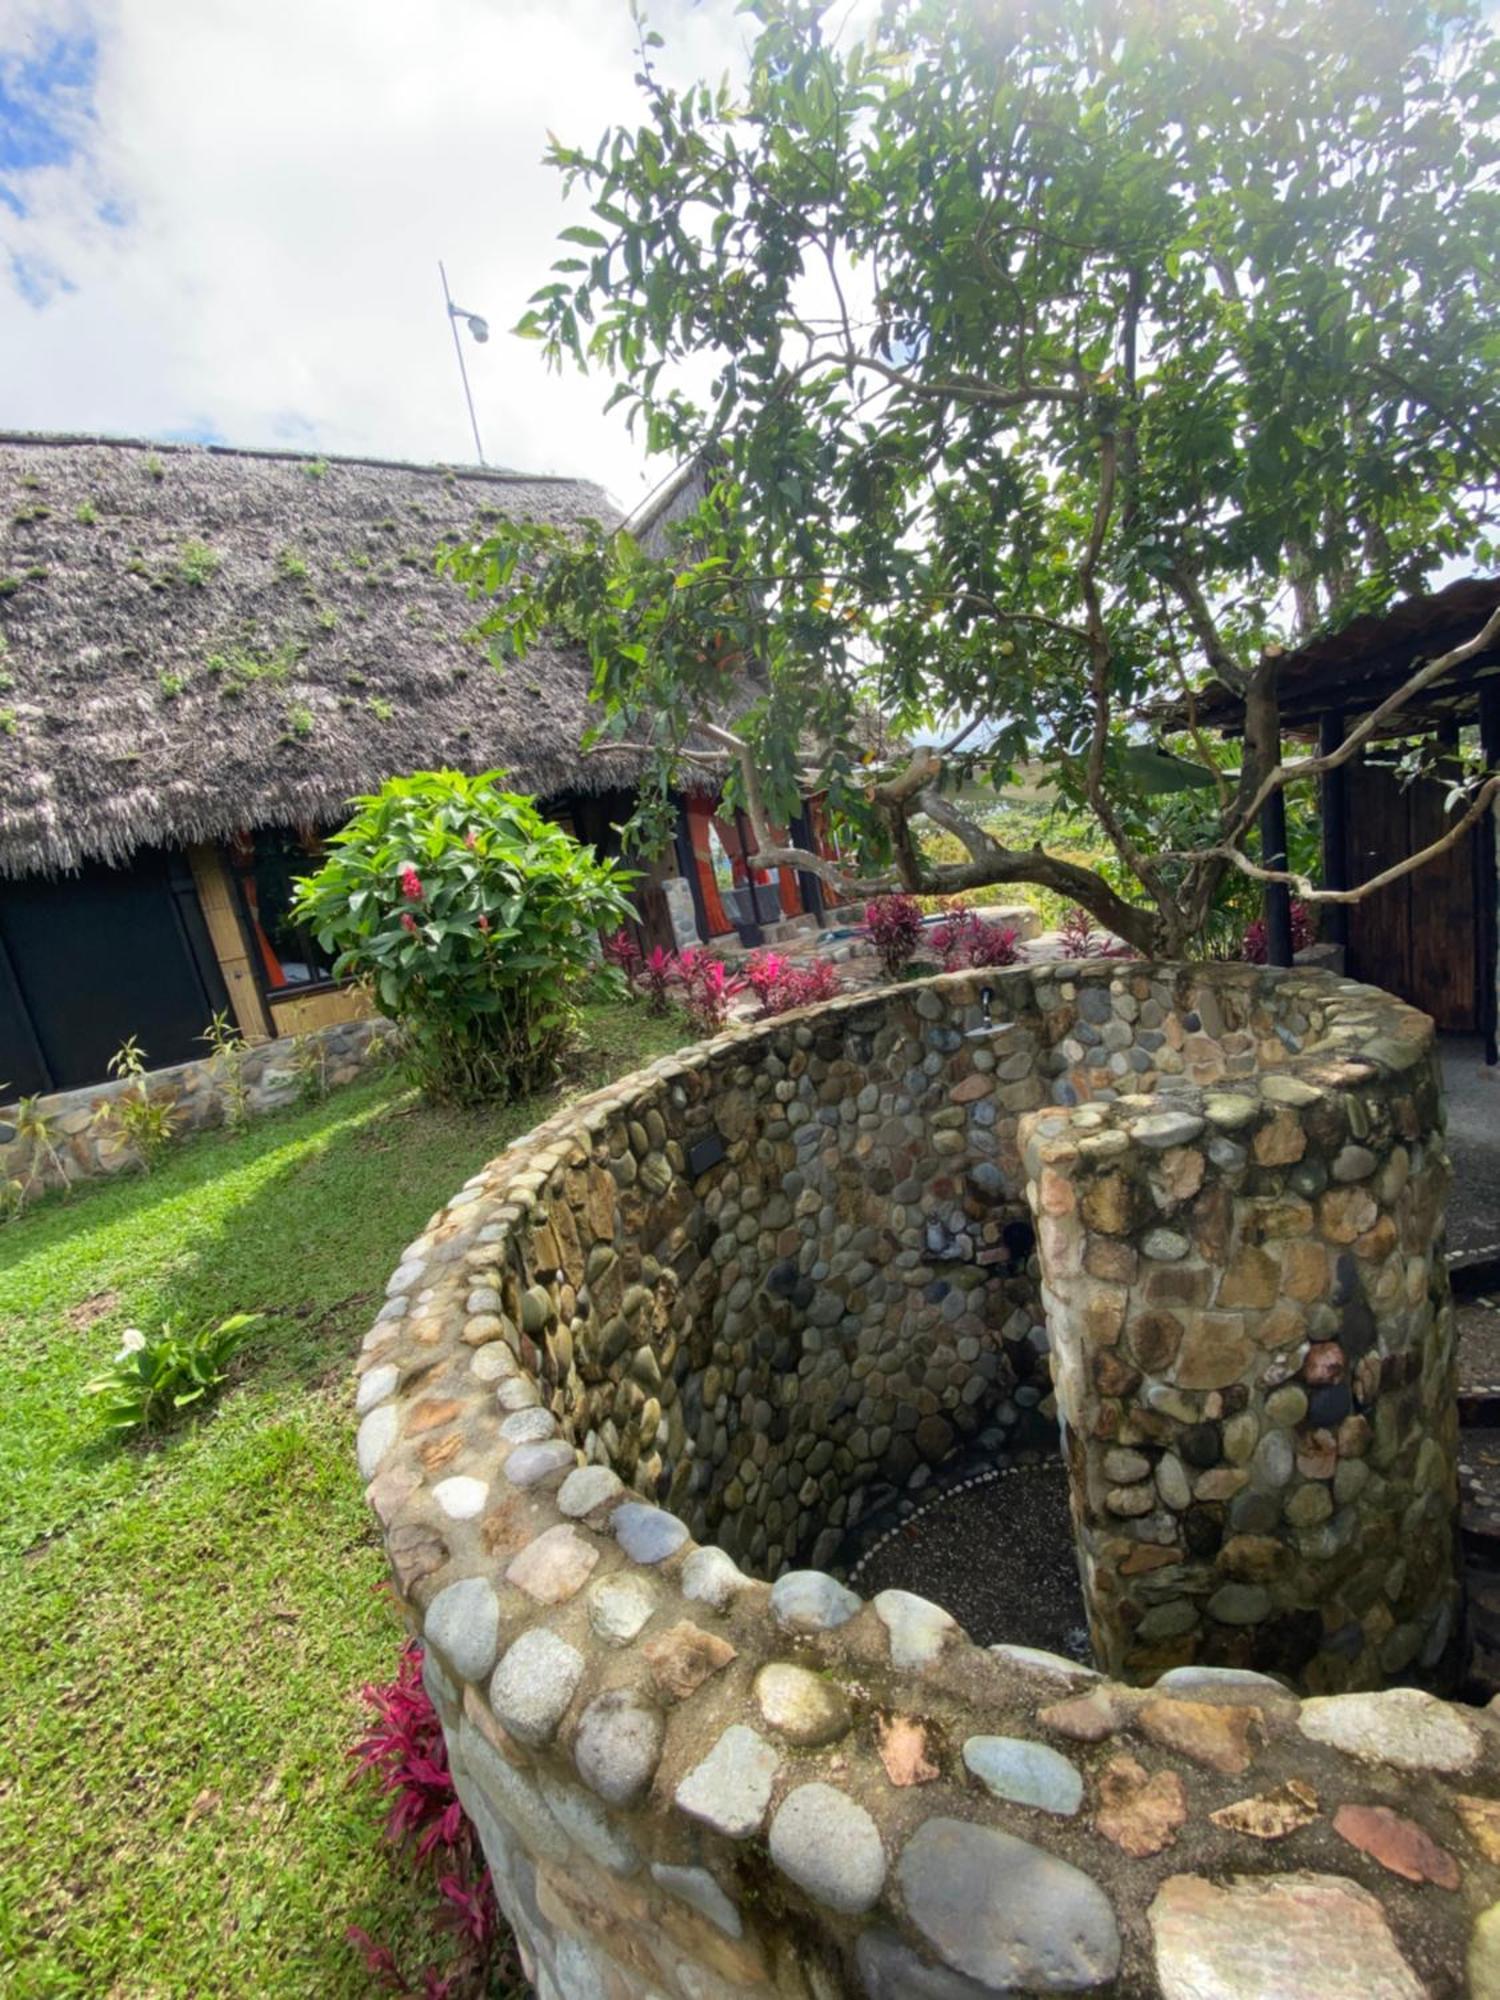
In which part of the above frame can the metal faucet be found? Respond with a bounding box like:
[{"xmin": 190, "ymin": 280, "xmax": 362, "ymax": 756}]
[{"xmin": 980, "ymin": 985, "xmax": 994, "ymax": 1029}]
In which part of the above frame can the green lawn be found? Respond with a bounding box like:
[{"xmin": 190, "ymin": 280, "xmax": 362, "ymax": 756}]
[{"xmin": 0, "ymin": 1001, "xmax": 684, "ymax": 1999}]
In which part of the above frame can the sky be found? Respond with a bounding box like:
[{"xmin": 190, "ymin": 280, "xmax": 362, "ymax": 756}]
[{"xmin": 0, "ymin": 0, "xmax": 749, "ymax": 511}]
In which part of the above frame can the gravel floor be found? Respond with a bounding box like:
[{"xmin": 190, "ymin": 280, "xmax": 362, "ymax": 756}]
[
  {"xmin": 848, "ymin": 1460, "xmax": 1091, "ymax": 1660},
  {"xmin": 1459, "ymin": 1298, "xmax": 1500, "ymax": 1392}
]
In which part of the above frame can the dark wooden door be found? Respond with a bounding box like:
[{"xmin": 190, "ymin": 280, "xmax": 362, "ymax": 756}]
[
  {"xmin": 0, "ymin": 847, "xmax": 228, "ymax": 1095},
  {"xmin": 1346, "ymin": 762, "xmax": 1478, "ymax": 1030}
]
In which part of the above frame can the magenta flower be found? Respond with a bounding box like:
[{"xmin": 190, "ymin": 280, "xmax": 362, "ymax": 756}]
[
  {"xmin": 400, "ymin": 865, "xmax": 424, "ymax": 901},
  {"xmin": 401, "ymin": 911, "xmax": 418, "ymax": 934}
]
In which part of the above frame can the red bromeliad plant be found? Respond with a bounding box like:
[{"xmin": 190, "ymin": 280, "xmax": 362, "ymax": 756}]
[
  {"xmin": 1057, "ymin": 905, "xmax": 1137, "ymax": 960},
  {"xmin": 347, "ymin": 1641, "xmax": 525, "ymax": 2000},
  {"xmin": 1241, "ymin": 898, "xmax": 1315, "ymax": 964},
  {"xmin": 637, "ymin": 946, "xmax": 678, "ymax": 1016},
  {"xmin": 967, "ymin": 922, "xmax": 1025, "ymax": 969},
  {"xmin": 743, "ymin": 951, "xmax": 844, "ymax": 1015},
  {"xmin": 863, "ymin": 893, "xmax": 924, "ymax": 979},
  {"xmin": 673, "ymin": 948, "xmax": 746, "ymax": 1033},
  {"xmin": 602, "ymin": 927, "xmax": 643, "ymax": 980}
]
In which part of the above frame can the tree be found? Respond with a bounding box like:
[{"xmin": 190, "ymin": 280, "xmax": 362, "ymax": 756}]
[{"xmin": 449, "ymin": 0, "xmax": 1500, "ymax": 953}]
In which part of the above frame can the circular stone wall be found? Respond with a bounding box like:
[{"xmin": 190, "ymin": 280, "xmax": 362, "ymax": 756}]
[{"xmin": 357, "ymin": 964, "xmax": 1493, "ymax": 2000}]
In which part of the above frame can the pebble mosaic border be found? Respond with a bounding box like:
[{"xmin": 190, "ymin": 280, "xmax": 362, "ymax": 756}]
[{"xmin": 358, "ymin": 965, "xmax": 1496, "ymax": 1999}]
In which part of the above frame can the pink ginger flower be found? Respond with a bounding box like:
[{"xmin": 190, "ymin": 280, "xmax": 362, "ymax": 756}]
[
  {"xmin": 477, "ymin": 913, "xmax": 490, "ymax": 933},
  {"xmin": 401, "ymin": 911, "xmax": 418, "ymax": 934},
  {"xmin": 400, "ymin": 865, "xmax": 424, "ymax": 901}
]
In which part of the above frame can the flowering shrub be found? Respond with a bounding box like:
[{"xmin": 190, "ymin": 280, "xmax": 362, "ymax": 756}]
[
  {"xmin": 1056, "ymin": 904, "xmax": 1137, "ymax": 959},
  {"xmin": 291, "ymin": 771, "xmax": 633, "ymax": 1103},
  {"xmin": 348, "ymin": 1641, "xmax": 525, "ymax": 2000},
  {"xmin": 743, "ymin": 950, "xmax": 843, "ymax": 1015},
  {"xmin": 1242, "ymin": 898, "xmax": 1314, "ymax": 964},
  {"xmin": 864, "ymin": 893, "xmax": 924, "ymax": 978}
]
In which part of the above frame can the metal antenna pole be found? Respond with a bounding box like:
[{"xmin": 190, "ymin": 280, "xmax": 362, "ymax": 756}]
[{"xmin": 439, "ymin": 260, "xmax": 486, "ymax": 466}]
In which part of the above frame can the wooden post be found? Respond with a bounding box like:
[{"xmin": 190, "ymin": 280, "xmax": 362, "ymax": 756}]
[
  {"xmin": 186, "ymin": 843, "xmax": 273, "ymax": 1041},
  {"xmin": 1318, "ymin": 713, "xmax": 1349, "ymax": 955},
  {"xmin": 1260, "ymin": 724, "xmax": 1295, "ymax": 967},
  {"xmin": 1481, "ymin": 681, "xmax": 1500, "ymax": 1067}
]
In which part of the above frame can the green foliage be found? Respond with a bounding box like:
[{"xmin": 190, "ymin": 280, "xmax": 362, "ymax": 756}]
[
  {"xmin": 283, "ymin": 700, "xmax": 315, "ymax": 739},
  {"xmin": 97, "ymin": 1037, "xmax": 179, "ymax": 1170},
  {"xmin": 0, "ymin": 576, "xmax": 23, "ymax": 596},
  {"xmin": 0, "ymin": 1091, "xmax": 69, "ymax": 1220},
  {"xmin": 454, "ymin": 0, "xmax": 1500, "ymax": 949},
  {"xmin": 205, "ymin": 639, "xmax": 302, "ymax": 695},
  {"xmin": 0, "ymin": 708, "xmax": 16, "ymax": 736},
  {"xmin": 157, "ymin": 669, "xmax": 187, "ymax": 698},
  {"xmin": 366, "ymin": 693, "xmax": 393, "ymax": 720},
  {"xmin": 198, "ymin": 1010, "xmax": 251, "ymax": 1129},
  {"xmin": 277, "ymin": 545, "xmax": 310, "ymax": 581},
  {"xmin": 83, "ymin": 1313, "xmax": 262, "ymax": 1436},
  {"xmin": 316, "ymin": 606, "xmax": 338, "ymax": 631},
  {"xmin": 12, "ymin": 502, "xmax": 49, "ymax": 524},
  {"xmin": 143, "ymin": 453, "xmax": 165, "ymax": 480},
  {"xmin": 175, "ymin": 539, "xmax": 221, "ymax": 586},
  {"xmin": 291, "ymin": 771, "xmax": 635, "ymax": 1103},
  {"xmin": 302, "ymin": 457, "xmax": 330, "ymax": 480},
  {"xmin": 289, "ymin": 1031, "xmax": 331, "ymax": 1105},
  {"xmin": 74, "ymin": 499, "xmax": 98, "ymax": 525}
]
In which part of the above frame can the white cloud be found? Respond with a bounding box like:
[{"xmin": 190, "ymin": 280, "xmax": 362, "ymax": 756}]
[{"xmin": 0, "ymin": 0, "xmax": 752, "ymax": 508}]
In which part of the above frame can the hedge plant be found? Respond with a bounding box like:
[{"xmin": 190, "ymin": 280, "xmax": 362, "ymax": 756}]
[{"xmin": 292, "ymin": 770, "xmax": 633, "ymax": 1103}]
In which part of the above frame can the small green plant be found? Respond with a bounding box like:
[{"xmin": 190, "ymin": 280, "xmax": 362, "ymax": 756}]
[
  {"xmin": 96, "ymin": 1037, "xmax": 179, "ymax": 1170},
  {"xmin": 204, "ymin": 640, "xmax": 301, "ymax": 696},
  {"xmin": 83, "ymin": 1313, "xmax": 263, "ymax": 1436},
  {"xmin": 12, "ymin": 502, "xmax": 49, "ymax": 524},
  {"xmin": 24, "ymin": 565, "xmax": 46, "ymax": 582},
  {"xmin": 276, "ymin": 546, "xmax": 309, "ymax": 581},
  {"xmin": 0, "ymin": 1091, "xmax": 70, "ymax": 1218},
  {"xmin": 291, "ymin": 771, "xmax": 634, "ymax": 1103},
  {"xmin": 0, "ymin": 708, "xmax": 16, "ymax": 736},
  {"xmin": 289, "ymin": 1032, "xmax": 330, "ymax": 1105},
  {"xmin": 175, "ymin": 539, "xmax": 220, "ymax": 586},
  {"xmin": 316, "ymin": 607, "xmax": 338, "ymax": 632},
  {"xmin": 366, "ymin": 695, "xmax": 393, "ymax": 721},
  {"xmin": 18, "ymin": 473, "xmax": 41, "ymax": 490},
  {"xmin": 74, "ymin": 499, "xmax": 99, "ymax": 525},
  {"xmin": 198, "ymin": 1010, "xmax": 251, "ymax": 1129},
  {"xmin": 144, "ymin": 453, "xmax": 165, "ymax": 480},
  {"xmin": 157, "ymin": 670, "xmax": 187, "ymax": 699},
  {"xmin": 0, "ymin": 576, "xmax": 23, "ymax": 596},
  {"xmin": 302, "ymin": 458, "xmax": 329, "ymax": 480},
  {"xmin": 284, "ymin": 701, "xmax": 314, "ymax": 739}
]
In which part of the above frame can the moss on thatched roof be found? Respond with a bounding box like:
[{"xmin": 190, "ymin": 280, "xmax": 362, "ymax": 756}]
[{"xmin": 0, "ymin": 433, "xmax": 645, "ymax": 878}]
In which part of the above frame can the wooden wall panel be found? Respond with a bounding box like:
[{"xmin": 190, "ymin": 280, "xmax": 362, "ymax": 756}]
[{"xmin": 267, "ymin": 984, "xmax": 372, "ymax": 1037}]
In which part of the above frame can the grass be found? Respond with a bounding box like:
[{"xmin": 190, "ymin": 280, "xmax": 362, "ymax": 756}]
[{"xmin": 0, "ymin": 999, "xmax": 686, "ymax": 1998}]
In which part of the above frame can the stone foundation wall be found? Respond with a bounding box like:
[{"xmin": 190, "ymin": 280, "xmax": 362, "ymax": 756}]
[
  {"xmin": 358, "ymin": 966, "xmax": 1491, "ymax": 1999},
  {"xmin": 0, "ymin": 1014, "xmax": 395, "ymax": 1189}
]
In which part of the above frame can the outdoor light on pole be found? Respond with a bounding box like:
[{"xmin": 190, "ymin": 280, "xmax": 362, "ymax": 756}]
[{"xmin": 439, "ymin": 261, "xmax": 489, "ymax": 466}]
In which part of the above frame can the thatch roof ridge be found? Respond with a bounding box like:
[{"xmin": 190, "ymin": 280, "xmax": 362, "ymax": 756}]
[
  {"xmin": 0, "ymin": 429, "xmax": 602, "ymax": 492},
  {"xmin": 0, "ymin": 433, "xmax": 639, "ymax": 878}
]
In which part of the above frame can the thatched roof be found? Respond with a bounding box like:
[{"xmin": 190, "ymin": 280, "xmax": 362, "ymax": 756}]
[{"xmin": 0, "ymin": 433, "xmax": 649, "ymax": 878}]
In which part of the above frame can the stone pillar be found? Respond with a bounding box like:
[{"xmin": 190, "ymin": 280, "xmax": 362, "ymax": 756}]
[{"xmin": 1024, "ymin": 1017, "xmax": 1461, "ymax": 1693}]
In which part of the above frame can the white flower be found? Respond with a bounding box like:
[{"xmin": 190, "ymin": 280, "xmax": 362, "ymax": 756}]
[{"xmin": 115, "ymin": 1327, "xmax": 147, "ymax": 1358}]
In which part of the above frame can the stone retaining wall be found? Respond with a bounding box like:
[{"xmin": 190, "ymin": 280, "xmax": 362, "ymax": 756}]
[
  {"xmin": 358, "ymin": 966, "xmax": 1494, "ymax": 1999},
  {"xmin": 0, "ymin": 1014, "xmax": 394, "ymax": 1190}
]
